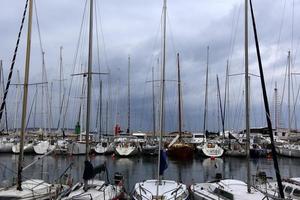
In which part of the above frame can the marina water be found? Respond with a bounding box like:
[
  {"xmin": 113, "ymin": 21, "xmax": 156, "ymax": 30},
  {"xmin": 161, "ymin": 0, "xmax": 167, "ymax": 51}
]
[{"xmin": 0, "ymin": 154, "xmax": 299, "ymax": 192}]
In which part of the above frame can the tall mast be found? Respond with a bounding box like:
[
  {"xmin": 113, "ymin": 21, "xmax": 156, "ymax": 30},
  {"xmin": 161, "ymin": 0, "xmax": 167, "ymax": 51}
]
[
  {"xmin": 224, "ymin": 61, "xmax": 229, "ymax": 132},
  {"xmin": 274, "ymin": 82, "xmax": 278, "ymax": 129},
  {"xmin": 85, "ymin": 0, "xmax": 93, "ymax": 160},
  {"xmin": 58, "ymin": 46, "xmax": 63, "ymax": 129},
  {"xmin": 127, "ymin": 56, "xmax": 131, "ymax": 134},
  {"xmin": 105, "ymin": 101, "xmax": 108, "ymax": 135},
  {"xmin": 244, "ymin": 0, "xmax": 251, "ymax": 193},
  {"xmin": 152, "ymin": 66, "xmax": 156, "ymax": 136},
  {"xmin": 41, "ymin": 52, "xmax": 45, "ymax": 131},
  {"xmin": 217, "ymin": 75, "xmax": 225, "ymax": 139},
  {"xmin": 203, "ymin": 46, "xmax": 209, "ymax": 133},
  {"xmin": 14, "ymin": 70, "xmax": 21, "ymax": 132},
  {"xmin": 177, "ymin": 53, "xmax": 182, "ymax": 139},
  {"xmin": 77, "ymin": 74, "xmax": 85, "ymax": 128},
  {"xmin": 0, "ymin": 61, "xmax": 8, "ymax": 132},
  {"xmin": 249, "ymin": 0, "xmax": 284, "ymax": 197},
  {"xmin": 34, "ymin": 85, "xmax": 38, "ymax": 129},
  {"xmin": 17, "ymin": 0, "xmax": 33, "ymax": 191},
  {"xmin": 99, "ymin": 80, "xmax": 102, "ymax": 140},
  {"xmin": 288, "ymin": 51, "xmax": 291, "ymax": 134},
  {"xmin": 157, "ymin": 0, "xmax": 167, "ymax": 188}
]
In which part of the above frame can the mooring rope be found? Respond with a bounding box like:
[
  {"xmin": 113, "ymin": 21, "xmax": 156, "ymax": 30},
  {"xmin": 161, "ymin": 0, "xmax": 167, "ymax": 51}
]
[{"xmin": 0, "ymin": 0, "xmax": 29, "ymax": 124}]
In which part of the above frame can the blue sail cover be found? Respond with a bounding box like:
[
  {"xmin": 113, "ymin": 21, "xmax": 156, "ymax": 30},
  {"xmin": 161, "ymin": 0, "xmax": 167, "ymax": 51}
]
[{"xmin": 159, "ymin": 150, "xmax": 168, "ymax": 175}]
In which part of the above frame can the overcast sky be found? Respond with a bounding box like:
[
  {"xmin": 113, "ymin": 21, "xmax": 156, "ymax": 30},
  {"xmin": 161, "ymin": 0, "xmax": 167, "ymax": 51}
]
[{"xmin": 0, "ymin": 0, "xmax": 299, "ymax": 133}]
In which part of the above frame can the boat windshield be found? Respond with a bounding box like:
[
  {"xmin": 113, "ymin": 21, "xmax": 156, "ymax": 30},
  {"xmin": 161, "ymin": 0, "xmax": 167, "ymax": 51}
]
[
  {"xmin": 293, "ymin": 188, "xmax": 300, "ymax": 197},
  {"xmin": 285, "ymin": 186, "xmax": 293, "ymax": 194},
  {"xmin": 213, "ymin": 187, "xmax": 234, "ymax": 200}
]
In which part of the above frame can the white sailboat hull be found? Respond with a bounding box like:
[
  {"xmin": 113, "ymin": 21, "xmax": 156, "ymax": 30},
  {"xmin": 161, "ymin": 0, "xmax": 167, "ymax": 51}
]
[
  {"xmin": 94, "ymin": 142, "xmax": 114, "ymax": 154},
  {"xmin": 53, "ymin": 139, "xmax": 69, "ymax": 155},
  {"xmin": 197, "ymin": 143, "xmax": 224, "ymax": 158},
  {"xmin": 0, "ymin": 142, "xmax": 13, "ymax": 153},
  {"xmin": 276, "ymin": 145, "xmax": 300, "ymax": 158},
  {"xmin": 132, "ymin": 180, "xmax": 189, "ymax": 200},
  {"xmin": 115, "ymin": 144, "xmax": 139, "ymax": 157},
  {"xmin": 33, "ymin": 141, "xmax": 55, "ymax": 155},
  {"xmin": 142, "ymin": 143, "xmax": 158, "ymax": 155},
  {"xmin": 67, "ymin": 142, "xmax": 86, "ymax": 155},
  {"xmin": 0, "ymin": 179, "xmax": 66, "ymax": 200},
  {"xmin": 61, "ymin": 180, "xmax": 124, "ymax": 200},
  {"xmin": 190, "ymin": 179, "xmax": 270, "ymax": 200},
  {"xmin": 12, "ymin": 143, "xmax": 34, "ymax": 154}
]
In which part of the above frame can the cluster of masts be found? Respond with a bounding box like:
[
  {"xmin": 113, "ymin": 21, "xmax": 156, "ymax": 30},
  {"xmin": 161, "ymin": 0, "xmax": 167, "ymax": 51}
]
[{"xmin": 0, "ymin": 0, "xmax": 299, "ymax": 199}]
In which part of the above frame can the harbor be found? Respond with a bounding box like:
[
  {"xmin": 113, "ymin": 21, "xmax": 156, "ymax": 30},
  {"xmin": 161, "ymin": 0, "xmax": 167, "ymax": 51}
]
[{"xmin": 1, "ymin": 0, "xmax": 300, "ymax": 199}]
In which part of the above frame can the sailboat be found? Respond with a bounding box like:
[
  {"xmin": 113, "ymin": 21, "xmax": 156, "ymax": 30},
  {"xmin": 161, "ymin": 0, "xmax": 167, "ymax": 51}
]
[
  {"xmin": 0, "ymin": 137, "xmax": 14, "ymax": 153},
  {"xmin": 12, "ymin": 140, "xmax": 35, "ymax": 154},
  {"xmin": 190, "ymin": 0, "xmax": 285, "ymax": 199},
  {"xmin": 141, "ymin": 67, "xmax": 159, "ymax": 156},
  {"xmin": 33, "ymin": 129, "xmax": 55, "ymax": 155},
  {"xmin": 114, "ymin": 136, "xmax": 140, "ymax": 157},
  {"xmin": 33, "ymin": 140, "xmax": 55, "ymax": 155},
  {"xmin": 94, "ymin": 135, "xmax": 114, "ymax": 155},
  {"xmin": 276, "ymin": 51, "xmax": 300, "ymax": 158},
  {"xmin": 0, "ymin": 0, "xmax": 66, "ymax": 199},
  {"xmin": 114, "ymin": 56, "xmax": 140, "ymax": 157},
  {"xmin": 196, "ymin": 47, "xmax": 224, "ymax": 158},
  {"xmin": 191, "ymin": 179, "xmax": 273, "ymax": 200},
  {"xmin": 132, "ymin": 0, "xmax": 189, "ymax": 199},
  {"xmin": 167, "ymin": 53, "xmax": 194, "ymax": 160},
  {"xmin": 94, "ymin": 80, "xmax": 114, "ymax": 155},
  {"xmin": 256, "ymin": 176, "xmax": 300, "ymax": 199},
  {"xmin": 61, "ymin": 0, "xmax": 125, "ymax": 199}
]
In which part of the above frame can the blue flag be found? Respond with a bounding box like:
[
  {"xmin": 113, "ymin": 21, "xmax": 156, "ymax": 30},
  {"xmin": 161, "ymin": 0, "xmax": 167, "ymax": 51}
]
[{"xmin": 159, "ymin": 150, "xmax": 168, "ymax": 175}]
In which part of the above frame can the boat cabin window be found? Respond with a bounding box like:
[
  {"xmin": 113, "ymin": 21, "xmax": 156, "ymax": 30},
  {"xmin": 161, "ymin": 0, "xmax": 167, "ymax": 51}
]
[
  {"xmin": 213, "ymin": 187, "xmax": 234, "ymax": 200},
  {"xmin": 194, "ymin": 135, "xmax": 204, "ymax": 138},
  {"xmin": 134, "ymin": 135, "xmax": 145, "ymax": 139},
  {"xmin": 282, "ymin": 132, "xmax": 286, "ymax": 136},
  {"xmin": 102, "ymin": 142, "xmax": 107, "ymax": 147},
  {"xmin": 285, "ymin": 186, "xmax": 293, "ymax": 194},
  {"xmin": 293, "ymin": 188, "xmax": 300, "ymax": 197}
]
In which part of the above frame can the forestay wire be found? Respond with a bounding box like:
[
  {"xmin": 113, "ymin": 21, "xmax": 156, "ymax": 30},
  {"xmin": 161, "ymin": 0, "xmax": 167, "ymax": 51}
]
[{"xmin": 0, "ymin": 0, "xmax": 29, "ymax": 125}]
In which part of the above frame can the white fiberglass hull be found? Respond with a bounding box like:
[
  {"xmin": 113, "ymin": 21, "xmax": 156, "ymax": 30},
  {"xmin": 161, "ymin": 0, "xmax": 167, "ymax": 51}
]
[
  {"xmin": 132, "ymin": 179, "xmax": 189, "ymax": 200},
  {"xmin": 67, "ymin": 142, "xmax": 86, "ymax": 155},
  {"xmin": 0, "ymin": 142, "xmax": 13, "ymax": 153},
  {"xmin": 198, "ymin": 143, "xmax": 224, "ymax": 158},
  {"xmin": 12, "ymin": 143, "xmax": 34, "ymax": 154},
  {"xmin": 0, "ymin": 179, "xmax": 66, "ymax": 200},
  {"xmin": 53, "ymin": 139, "xmax": 69, "ymax": 155},
  {"xmin": 190, "ymin": 179, "xmax": 270, "ymax": 200},
  {"xmin": 277, "ymin": 145, "xmax": 300, "ymax": 158},
  {"xmin": 256, "ymin": 177, "xmax": 300, "ymax": 199},
  {"xmin": 33, "ymin": 141, "xmax": 55, "ymax": 155},
  {"xmin": 115, "ymin": 144, "xmax": 139, "ymax": 157},
  {"xmin": 142, "ymin": 143, "xmax": 159, "ymax": 155},
  {"xmin": 61, "ymin": 180, "xmax": 124, "ymax": 200},
  {"xmin": 94, "ymin": 142, "xmax": 114, "ymax": 154}
]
